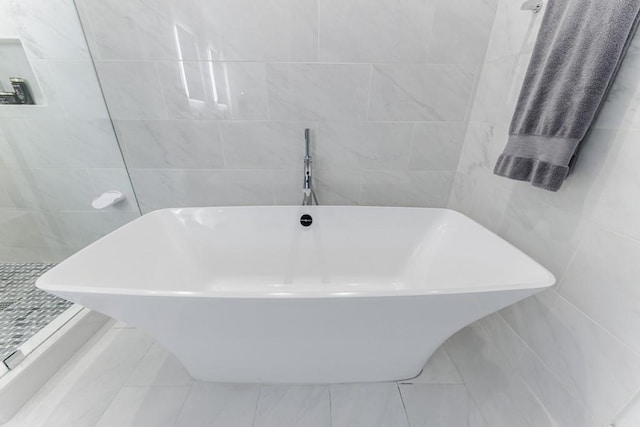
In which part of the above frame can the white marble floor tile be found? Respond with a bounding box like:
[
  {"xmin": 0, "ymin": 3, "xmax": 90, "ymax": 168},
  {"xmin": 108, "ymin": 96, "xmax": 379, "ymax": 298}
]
[
  {"xmin": 111, "ymin": 320, "xmax": 132, "ymax": 328},
  {"xmin": 330, "ymin": 383, "xmax": 409, "ymax": 427},
  {"xmin": 400, "ymin": 384, "xmax": 487, "ymax": 427},
  {"xmin": 402, "ymin": 346, "xmax": 463, "ymax": 384},
  {"xmin": 94, "ymin": 386, "xmax": 189, "ymax": 427},
  {"xmin": 125, "ymin": 343, "xmax": 193, "ymax": 387},
  {"xmin": 253, "ymin": 385, "xmax": 330, "ymax": 427},
  {"xmin": 445, "ymin": 317, "xmax": 551, "ymax": 427},
  {"xmin": 174, "ymin": 382, "xmax": 260, "ymax": 427}
]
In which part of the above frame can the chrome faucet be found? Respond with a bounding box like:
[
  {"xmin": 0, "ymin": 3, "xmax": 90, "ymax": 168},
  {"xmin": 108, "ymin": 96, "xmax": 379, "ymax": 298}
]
[
  {"xmin": 0, "ymin": 78, "xmax": 35, "ymax": 105},
  {"xmin": 302, "ymin": 128, "xmax": 319, "ymax": 206}
]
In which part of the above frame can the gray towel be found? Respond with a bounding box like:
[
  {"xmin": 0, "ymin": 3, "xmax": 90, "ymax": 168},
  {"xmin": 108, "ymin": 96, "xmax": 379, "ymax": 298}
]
[{"xmin": 494, "ymin": 0, "xmax": 640, "ymax": 191}]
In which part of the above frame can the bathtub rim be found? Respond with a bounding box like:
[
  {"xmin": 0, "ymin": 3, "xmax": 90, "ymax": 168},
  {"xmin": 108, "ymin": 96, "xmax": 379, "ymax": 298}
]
[{"xmin": 36, "ymin": 206, "xmax": 556, "ymax": 299}]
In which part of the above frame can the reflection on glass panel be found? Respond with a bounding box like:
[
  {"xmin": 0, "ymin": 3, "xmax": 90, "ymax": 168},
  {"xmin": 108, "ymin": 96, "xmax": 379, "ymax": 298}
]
[{"xmin": 174, "ymin": 24, "xmax": 207, "ymax": 102}]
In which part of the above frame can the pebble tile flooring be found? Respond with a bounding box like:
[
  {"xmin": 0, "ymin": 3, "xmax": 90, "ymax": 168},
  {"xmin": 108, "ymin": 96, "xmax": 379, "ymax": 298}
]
[{"xmin": 0, "ymin": 263, "xmax": 72, "ymax": 362}]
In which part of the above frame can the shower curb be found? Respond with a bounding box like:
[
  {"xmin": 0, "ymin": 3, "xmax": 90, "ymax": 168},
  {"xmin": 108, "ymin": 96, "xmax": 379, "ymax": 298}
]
[{"xmin": 0, "ymin": 308, "xmax": 109, "ymax": 424}]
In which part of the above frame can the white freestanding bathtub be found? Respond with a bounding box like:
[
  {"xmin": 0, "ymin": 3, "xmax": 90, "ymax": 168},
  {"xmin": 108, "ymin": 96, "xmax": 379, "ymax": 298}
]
[{"xmin": 37, "ymin": 207, "xmax": 554, "ymax": 383}]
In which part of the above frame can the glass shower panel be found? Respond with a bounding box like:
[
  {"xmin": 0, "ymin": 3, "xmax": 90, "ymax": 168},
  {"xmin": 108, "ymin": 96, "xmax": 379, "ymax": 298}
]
[{"xmin": 0, "ymin": 0, "xmax": 139, "ymax": 371}]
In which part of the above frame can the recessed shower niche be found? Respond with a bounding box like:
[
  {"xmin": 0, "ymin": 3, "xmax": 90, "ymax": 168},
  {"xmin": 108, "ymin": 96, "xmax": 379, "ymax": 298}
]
[{"xmin": 0, "ymin": 39, "xmax": 41, "ymax": 105}]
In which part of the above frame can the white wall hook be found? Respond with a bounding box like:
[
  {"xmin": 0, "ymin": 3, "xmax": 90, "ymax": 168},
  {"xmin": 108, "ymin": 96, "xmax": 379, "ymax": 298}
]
[
  {"xmin": 92, "ymin": 190, "xmax": 125, "ymax": 209},
  {"xmin": 521, "ymin": 0, "xmax": 543, "ymax": 13}
]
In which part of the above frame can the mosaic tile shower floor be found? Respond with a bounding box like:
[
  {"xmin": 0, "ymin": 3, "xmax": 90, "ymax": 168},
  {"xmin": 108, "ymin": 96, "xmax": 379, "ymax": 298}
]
[{"xmin": 0, "ymin": 263, "xmax": 72, "ymax": 362}]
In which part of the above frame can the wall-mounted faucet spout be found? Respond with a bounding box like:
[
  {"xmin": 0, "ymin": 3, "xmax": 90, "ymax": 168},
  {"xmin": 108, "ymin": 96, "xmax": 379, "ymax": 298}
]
[{"xmin": 302, "ymin": 128, "xmax": 319, "ymax": 206}]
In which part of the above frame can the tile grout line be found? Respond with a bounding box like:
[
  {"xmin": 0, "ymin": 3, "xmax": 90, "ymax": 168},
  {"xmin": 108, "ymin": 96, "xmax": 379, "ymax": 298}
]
[
  {"xmin": 396, "ymin": 382, "xmax": 412, "ymax": 426},
  {"xmin": 442, "ymin": 341, "xmax": 491, "ymax": 427},
  {"xmin": 250, "ymin": 385, "xmax": 262, "ymax": 427},
  {"xmin": 364, "ymin": 64, "xmax": 374, "ymax": 121},
  {"xmin": 92, "ymin": 330, "xmax": 155, "ymax": 426},
  {"xmin": 328, "ymin": 384, "xmax": 333, "ymax": 426},
  {"xmin": 169, "ymin": 384, "xmax": 191, "ymax": 427},
  {"xmin": 610, "ymin": 383, "xmax": 640, "ymax": 426},
  {"xmin": 496, "ymin": 311, "xmax": 599, "ymax": 423}
]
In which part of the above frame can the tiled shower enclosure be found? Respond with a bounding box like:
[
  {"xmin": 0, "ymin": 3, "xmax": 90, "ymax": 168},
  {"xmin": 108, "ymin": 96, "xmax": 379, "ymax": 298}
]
[{"xmin": 0, "ymin": 264, "xmax": 71, "ymax": 365}]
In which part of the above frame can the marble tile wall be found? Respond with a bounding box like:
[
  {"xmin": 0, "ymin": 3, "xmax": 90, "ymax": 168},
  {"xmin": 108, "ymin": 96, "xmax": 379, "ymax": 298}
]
[
  {"xmin": 75, "ymin": 0, "xmax": 498, "ymax": 213},
  {"xmin": 446, "ymin": 0, "xmax": 640, "ymax": 425},
  {"xmin": 0, "ymin": 0, "xmax": 139, "ymax": 262}
]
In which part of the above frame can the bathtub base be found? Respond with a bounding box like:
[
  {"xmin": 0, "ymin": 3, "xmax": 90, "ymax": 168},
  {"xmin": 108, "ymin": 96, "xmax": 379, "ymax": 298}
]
[
  {"xmin": 55, "ymin": 288, "xmax": 541, "ymax": 384},
  {"xmin": 37, "ymin": 207, "xmax": 555, "ymax": 383}
]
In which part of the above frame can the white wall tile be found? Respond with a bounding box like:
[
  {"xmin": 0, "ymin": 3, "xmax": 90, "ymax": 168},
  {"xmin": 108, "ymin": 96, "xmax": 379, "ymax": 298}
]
[
  {"xmin": 456, "ymin": 122, "xmax": 504, "ymax": 175},
  {"xmin": 210, "ymin": 62, "xmax": 269, "ymax": 120},
  {"xmin": 204, "ymin": 0, "xmax": 318, "ymax": 62},
  {"xmin": 200, "ymin": 0, "xmax": 318, "ymax": 62},
  {"xmin": 319, "ymin": 0, "xmax": 435, "ymax": 63},
  {"xmin": 46, "ymin": 211, "xmax": 139, "ymax": 249},
  {"xmin": 0, "ymin": 244, "xmax": 57, "ymax": 263},
  {"xmin": 267, "ymin": 64, "xmax": 370, "ymax": 121},
  {"xmin": 316, "ymin": 122, "xmax": 414, "ymax": 170},
  {"xmin": 313, "ymin": 170, "xmax": 362, "ymax": 206},
  {"xmin": 271, "ymin": 170, "xmax": 307, "ymax": 206},
  {"xmin": 0, "ymin": 209, "xmax": 51, "ymax": 248},
  {"xmin": 0, "ymin": 120, "xmax": 35, "ymax": 168},
  {"xmin": 581, "ymin": 129, "xmax": 640, "ymax": 240},
  {"xmin": 427, "ymin": 0, "xmax": 498, "ymax": 64},
  {"xmin": 368, "ymin": 64, "xmax": 477, "ymax": 121},
  {"xmin": 496, "ymin": 192, "xmax": 586, "ymax": 277},
  {"xmin": 117, "ymin": 120, "xmax": 224, "ymax": 169},
  {"xmin": 95, "ymin": 61, "xmax": 167, "ymax": 120},
  {"xmin": 32, "ymin": 168, "xmax": 95, "ymax": 211},
  {"xmin": 361, "ymin": 171, "xmax": 454, "ymax": 207},
  {"xmin": 469, "ymin": 55, "xmax": 519, "ymax": 124},
  {"xmin": 500, "ymin": 292, "xmax": 640, "ymax": 425},
  {"xmin": 220, "ymin": 121, "xmax": 312, "ymax": 169},
  {"xmin": 409, "ymin": 122, "xmax": 467, "ymax": 171},
  {"xmin": 48, "ymin": 60, "xmax": 110, "ymax": 119},
  {"xmin": 154, "ymin": 61, "xmax": 216, "ymax": 121},
  {"xmin": 73, "ymin": 0, "xmax": 498, "ymax": 215},
  {"xmin": 0, "ymin": 168, "xmax": 40, "ymax": 209},
  {"xmin": 11, "ymin": 0, "xmax": 90, "ymax": 60},
  {"xmin": 485, "ymin": 0, "xmax": 541, "ymax": 61},
  {"xmin": 79, "ymin": 0, "xmax": 178, "ymax": 61},
  {"xmin": 516, "ymin": 349, "xmax": 597, "ymax": 427},
  {"xmin": 559, "ymin": 224, "xmax": 640, "ymax": 355},
  {"xmin": 129, "ymin": 169, "xmax": 274, "ymax": 213},
  {"xmin": 3, "ymin": 119, "xmax": 124, "ymax": 168},
  {"xmin": 271, "ymin": 169, "xmax": 362, "ymax": 206},
  {"xmin": 445, "ymin": 315, "xmax": 551, "ymax": 427},
  {"xmin": 157, "ymin": 61, "xmax": 268, "ymax": 121}
]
